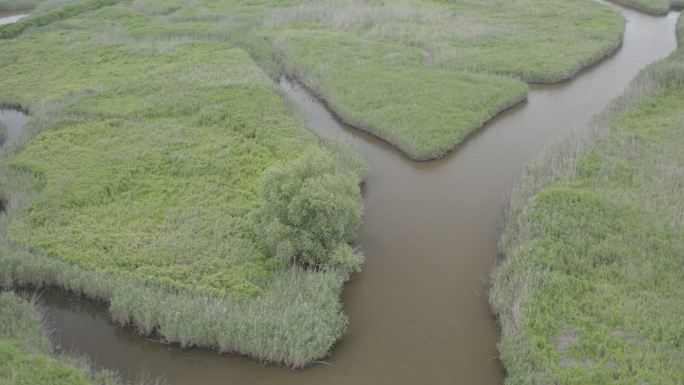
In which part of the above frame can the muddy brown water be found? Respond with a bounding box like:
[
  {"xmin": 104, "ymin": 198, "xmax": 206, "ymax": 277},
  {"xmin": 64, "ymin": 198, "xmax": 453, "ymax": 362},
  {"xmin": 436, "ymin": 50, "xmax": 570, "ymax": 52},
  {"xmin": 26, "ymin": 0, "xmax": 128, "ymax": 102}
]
[{"xmin": 1, "ymin": 5, "xmax": 680, "ymax": 385}]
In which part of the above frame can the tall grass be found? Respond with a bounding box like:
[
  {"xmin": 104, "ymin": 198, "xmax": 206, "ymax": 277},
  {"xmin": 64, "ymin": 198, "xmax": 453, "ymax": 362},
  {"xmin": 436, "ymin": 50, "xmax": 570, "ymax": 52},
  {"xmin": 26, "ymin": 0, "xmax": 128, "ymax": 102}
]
[
  {"xmin": 264, "ymin": 2, "xmax": 473, "ymax": 31},
  {"xmin": 491, "ymin": 14, "xmax": 684, "ymax": 385}
]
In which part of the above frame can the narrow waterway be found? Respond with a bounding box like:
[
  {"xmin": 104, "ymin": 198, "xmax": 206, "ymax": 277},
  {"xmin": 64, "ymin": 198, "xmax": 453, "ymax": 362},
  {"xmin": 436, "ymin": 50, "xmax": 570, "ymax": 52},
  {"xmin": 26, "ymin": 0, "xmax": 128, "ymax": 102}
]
[
  {"xmin": 0, "ymin": 11, "xmax": 26, "ymax": 25},
  {"xmin": 1, "ymin": 4, "xmax": 680, "ymax": 385}
]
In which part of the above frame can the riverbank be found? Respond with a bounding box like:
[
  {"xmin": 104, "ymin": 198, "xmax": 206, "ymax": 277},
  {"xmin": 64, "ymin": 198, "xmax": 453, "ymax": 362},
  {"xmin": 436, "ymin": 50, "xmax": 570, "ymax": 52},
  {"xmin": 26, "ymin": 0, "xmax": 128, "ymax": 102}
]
[
  {"xmin": 491, "ymin": 12, "xmax": 684, "ymax": 385},
  {"xmin": 0, "ymin": 291, "xmax": 138, "ymax": 385}
]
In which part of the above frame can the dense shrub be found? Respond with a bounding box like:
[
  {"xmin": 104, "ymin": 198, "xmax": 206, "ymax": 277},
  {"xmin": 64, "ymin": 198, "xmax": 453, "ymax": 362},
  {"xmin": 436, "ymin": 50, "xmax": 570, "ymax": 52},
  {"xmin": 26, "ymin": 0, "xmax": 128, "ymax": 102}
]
[{"xmin": 256, "ymin": 150, "xmax": 364, "ymax": 274}]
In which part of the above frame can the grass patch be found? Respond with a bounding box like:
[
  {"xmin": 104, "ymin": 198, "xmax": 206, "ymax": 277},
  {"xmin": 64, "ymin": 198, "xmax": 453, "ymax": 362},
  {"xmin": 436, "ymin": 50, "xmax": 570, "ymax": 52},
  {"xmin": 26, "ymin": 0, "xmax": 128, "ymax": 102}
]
[
  {"xmin": 0, "ymin": 1, "xmax": 365, "ymax": 367},
  {"xmin": 0, "ymin": 291, "xmax": 141, "ymax": 385},
  {"xmin": 277, "ymin": 31, "xmax": 527, "ymax": 160},
  {"xmin": 491, "ymin": 14, "xmax": 684, "ymax": 385}
]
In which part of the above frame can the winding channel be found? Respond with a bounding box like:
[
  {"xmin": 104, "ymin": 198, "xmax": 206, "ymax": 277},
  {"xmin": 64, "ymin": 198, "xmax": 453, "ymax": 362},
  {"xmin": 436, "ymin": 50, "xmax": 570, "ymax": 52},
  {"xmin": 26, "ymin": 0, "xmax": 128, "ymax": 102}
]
[{"xmin": 0, "ymin": 4, "xmax": 680, "ymax": 385}]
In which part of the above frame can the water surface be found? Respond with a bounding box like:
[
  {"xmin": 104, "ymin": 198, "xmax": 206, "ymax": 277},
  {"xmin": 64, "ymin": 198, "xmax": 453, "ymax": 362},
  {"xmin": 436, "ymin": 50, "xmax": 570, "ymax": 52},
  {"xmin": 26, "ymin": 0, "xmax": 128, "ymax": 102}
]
[{"xmin": 0, "ymin": 11, "xmax": 27, "ymax": 25}]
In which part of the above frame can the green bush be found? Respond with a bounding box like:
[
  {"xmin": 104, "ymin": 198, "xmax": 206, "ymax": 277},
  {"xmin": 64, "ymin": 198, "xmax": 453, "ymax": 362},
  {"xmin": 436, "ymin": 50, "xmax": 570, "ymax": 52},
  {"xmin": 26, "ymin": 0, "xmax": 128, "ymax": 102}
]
[{"xmin": 256, "ymin": 150, "xmax": 363, "ymax": 274}]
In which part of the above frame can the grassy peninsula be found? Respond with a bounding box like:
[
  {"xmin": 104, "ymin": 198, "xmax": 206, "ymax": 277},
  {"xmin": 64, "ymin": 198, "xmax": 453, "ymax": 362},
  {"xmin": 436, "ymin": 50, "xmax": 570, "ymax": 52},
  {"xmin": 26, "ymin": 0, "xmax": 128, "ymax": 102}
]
[{"xmin": 491, "ymin": 14, "xmax": 684, "ymax": 385}]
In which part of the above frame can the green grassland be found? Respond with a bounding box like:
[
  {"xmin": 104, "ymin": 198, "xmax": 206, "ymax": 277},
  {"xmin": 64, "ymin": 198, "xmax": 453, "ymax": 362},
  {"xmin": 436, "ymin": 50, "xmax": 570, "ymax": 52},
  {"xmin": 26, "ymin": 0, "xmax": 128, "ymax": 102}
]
[
  {"xmin": 0, "ymin": 291, "xmax": 133, "ymax": 385},
  {"xmin": 0, "ymin": 1, "xmax": 364, "ymax": 367},
  {"xmin": 491, "ymin": 15, "xmax": 684, "ymax": 385}
]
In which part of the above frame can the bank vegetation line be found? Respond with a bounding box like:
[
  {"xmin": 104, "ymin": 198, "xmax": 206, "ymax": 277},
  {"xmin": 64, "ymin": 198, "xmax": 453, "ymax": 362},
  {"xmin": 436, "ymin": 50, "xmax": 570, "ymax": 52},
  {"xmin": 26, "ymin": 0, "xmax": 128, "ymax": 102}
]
[
  {"xmin": 491, "ymin": 13, "xmax": 684, "ymax": 385},
  {"xmin": 608, "ymin": 0, "xmax": 684, "ymax": 16},
  {"xmin": 0, "ymin": 291, "xmax": 157, "ymax": 385}
]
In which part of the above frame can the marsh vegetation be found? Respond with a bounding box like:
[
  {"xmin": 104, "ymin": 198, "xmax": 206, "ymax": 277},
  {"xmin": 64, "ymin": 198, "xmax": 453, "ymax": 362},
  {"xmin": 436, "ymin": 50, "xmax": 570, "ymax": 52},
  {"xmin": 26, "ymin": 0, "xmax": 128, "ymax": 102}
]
[
  {"xmin": 0, "ymin": 0, "xmax": 674, "ymax": 377},
  {"xmin": 491, "ymin": 13, "xmax": 684, "ymax": 385}
]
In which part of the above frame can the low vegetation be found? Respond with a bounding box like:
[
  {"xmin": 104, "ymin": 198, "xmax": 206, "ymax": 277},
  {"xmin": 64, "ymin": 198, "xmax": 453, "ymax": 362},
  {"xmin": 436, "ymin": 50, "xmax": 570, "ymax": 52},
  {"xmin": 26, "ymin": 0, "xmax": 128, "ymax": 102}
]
[
  {"xmin": 0, "ymin": 291, "xmax": 135, "ymax": 385},
  {"xmin": 491, "ymin": 15, "xmax": 684, "ymax": 385}
]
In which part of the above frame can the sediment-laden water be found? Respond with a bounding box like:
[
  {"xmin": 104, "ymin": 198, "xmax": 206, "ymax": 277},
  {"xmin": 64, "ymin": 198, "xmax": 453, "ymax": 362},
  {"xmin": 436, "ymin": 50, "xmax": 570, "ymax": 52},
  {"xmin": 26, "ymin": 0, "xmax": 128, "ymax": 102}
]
[{"xmin": 0, "ymin": 5, "xmax": 680, "ymax": 385}]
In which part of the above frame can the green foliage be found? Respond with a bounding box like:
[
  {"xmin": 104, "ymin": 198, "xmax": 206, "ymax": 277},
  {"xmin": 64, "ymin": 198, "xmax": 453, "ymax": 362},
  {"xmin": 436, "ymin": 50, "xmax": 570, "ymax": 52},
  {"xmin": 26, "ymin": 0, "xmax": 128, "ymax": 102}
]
[
  {"xmin": 256, "ymin": 150, "xmax": 363, "ymax": 273},
  {"xmin": 491, "ymin": 19, "xmax": 684, "ymax": 385},
  {"xmin": 0, "ymin": 0, "xmax": 119, "ymax": 39}
]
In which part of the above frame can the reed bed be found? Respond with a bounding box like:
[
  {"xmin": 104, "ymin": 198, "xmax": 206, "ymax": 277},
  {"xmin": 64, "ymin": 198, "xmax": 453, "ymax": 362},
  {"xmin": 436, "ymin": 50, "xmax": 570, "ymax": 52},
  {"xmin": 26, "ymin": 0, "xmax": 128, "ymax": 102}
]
[{"xmin": 491, "ymin": 14, "xmax": 684, "ymax": 385}]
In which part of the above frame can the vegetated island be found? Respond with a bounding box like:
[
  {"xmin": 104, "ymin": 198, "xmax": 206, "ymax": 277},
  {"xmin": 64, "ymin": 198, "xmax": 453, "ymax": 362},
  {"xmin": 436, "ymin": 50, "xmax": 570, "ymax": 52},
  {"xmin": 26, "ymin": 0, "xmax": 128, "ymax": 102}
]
[
  {"xmin": 265, "ymin": 0, "xmax": 624, "ymax": 160},
  {"xmin": 491, "ymin": 12, "xmax": 684, "ymax": 385},
  {"xmin": 0, "ymin": 0, "xmax": 365, "ymax": 368},
  {"xmin": 0, "ymin": 0, "xmax": 622, "ymax": 368}
]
